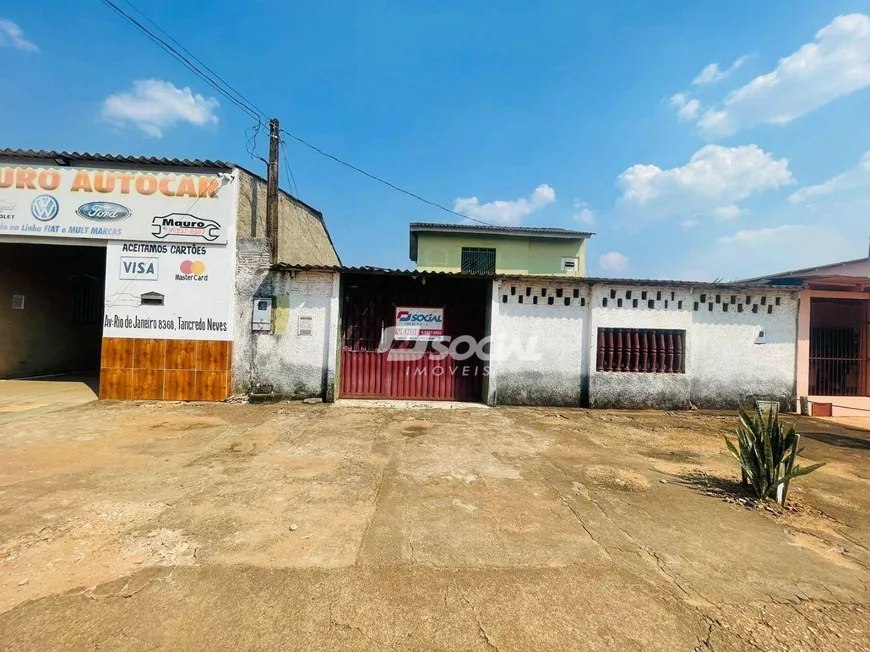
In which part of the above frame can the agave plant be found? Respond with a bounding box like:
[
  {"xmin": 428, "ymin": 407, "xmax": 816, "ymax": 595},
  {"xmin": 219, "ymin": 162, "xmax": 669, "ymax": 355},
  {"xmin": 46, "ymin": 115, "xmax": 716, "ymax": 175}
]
[{"xmin": 724, "ymin": 406, "xmax": 825, "ymax": 504}]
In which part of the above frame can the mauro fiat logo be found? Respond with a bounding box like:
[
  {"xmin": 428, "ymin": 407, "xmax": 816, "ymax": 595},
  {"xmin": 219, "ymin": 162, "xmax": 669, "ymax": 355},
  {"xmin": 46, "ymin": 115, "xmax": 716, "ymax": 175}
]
[
  {"xmin": 176, "ymin": 260, "xmax": 208, "ymax": 281},
  {"xmin": 152, "ymin": 213, "xmax": 220, "ymax": 242},
  {"xmin": 77, "ymin": 202, "xmax": 131, "ymax": 221}
]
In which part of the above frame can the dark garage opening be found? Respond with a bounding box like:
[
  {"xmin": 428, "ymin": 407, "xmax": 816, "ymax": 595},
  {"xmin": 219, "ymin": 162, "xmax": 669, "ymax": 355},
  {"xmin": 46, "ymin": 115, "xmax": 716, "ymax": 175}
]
[
  {"xmin": 340, "ymin": 272, "xmax": 490, "ymax": 401},
  {"xmin": 0, "ymin": 242, "xmax": 106, "ymax": 382}
]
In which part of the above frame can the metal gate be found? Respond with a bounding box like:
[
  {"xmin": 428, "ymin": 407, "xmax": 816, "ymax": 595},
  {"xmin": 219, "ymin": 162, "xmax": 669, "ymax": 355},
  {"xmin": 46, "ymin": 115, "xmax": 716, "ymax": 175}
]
[
  {"xmin": 809, "ymin": 298, "xmax": 869, "ymax": 396},
  {"xmin": 339, "ymin": 273, "xmax": 488, "ymax": 401}
]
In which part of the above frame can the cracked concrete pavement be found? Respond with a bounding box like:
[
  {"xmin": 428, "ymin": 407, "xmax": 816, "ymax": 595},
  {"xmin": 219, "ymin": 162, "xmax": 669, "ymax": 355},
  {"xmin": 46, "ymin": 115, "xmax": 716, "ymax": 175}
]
[{"xmin": 0, "ymin": 400, "xmax": 868, "ymax": 650}]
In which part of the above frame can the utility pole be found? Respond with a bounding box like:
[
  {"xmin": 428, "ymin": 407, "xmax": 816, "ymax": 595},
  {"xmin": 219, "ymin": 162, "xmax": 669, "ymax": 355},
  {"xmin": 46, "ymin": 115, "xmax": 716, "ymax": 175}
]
[{"xmin": 266, "ymin": 117, "xmax": 280, "ymax": 264}]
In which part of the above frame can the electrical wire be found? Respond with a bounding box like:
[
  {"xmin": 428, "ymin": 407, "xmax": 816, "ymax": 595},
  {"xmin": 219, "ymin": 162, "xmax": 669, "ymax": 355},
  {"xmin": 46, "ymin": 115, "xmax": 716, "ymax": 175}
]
[
  {"xmin": 246, "ymin": 121, "xmax": 268, "ymax": 165},
  {"xmin": 100, "ymin": 0, "xmax": 492, "ymax": 226},
  {"xmin": 280, "ymin": 128, "xmax": 490, "ymax": 225},
  {"xmin": 115, "ymin": 0, "xmax": 268, "ymax": 121},
  {"xmin": 281, "ymin": 140, "xmax": 299, "ymax": 197},
  {"xmin": 100, "ymin": 0, "xmax": 264, "ymax": 123}
]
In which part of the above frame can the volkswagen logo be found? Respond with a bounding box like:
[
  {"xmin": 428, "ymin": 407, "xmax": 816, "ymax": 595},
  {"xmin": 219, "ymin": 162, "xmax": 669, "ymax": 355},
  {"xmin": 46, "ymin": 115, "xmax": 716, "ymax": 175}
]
[{"xmin": 31, "ymin": 195, "xmax": 59, "ymax": 222}]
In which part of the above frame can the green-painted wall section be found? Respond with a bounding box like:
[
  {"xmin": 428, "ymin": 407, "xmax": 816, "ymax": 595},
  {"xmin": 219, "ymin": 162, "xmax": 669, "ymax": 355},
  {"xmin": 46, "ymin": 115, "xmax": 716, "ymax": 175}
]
[{"xmin": 415, "ymin": 233, "xmax": 587, "ymax": 276}]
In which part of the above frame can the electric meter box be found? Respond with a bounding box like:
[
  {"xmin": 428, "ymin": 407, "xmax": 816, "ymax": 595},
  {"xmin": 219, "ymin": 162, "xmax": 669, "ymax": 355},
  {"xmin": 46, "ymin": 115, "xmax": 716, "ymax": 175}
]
[{"xmin": 252, "ymin": 297, "xmax": 274, "ymax": 332}]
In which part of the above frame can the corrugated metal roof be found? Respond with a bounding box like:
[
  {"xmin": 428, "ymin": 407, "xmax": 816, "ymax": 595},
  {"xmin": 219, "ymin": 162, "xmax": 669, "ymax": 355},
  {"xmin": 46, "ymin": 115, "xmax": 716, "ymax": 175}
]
[
  {"xmin": 272, "ymin": 264, "xmax": 479, "ymax": 278},
  {"xmin": 271, "ymin": 264, "xmax": 801, "ymax": 291},
  {"xmin": 0, "ymin": 148, "xmax": 234, "ymax": 169},
  {"xmin": 739, "ymin": 256, "xmax": 870, "ymax": 283},
  {"xmin": 500, "ymin": 274, "xmax": 800, "ymax": 291},
  {"xmin": 409, "ymin": 222, "xmax": 594, "ymax": 237}
]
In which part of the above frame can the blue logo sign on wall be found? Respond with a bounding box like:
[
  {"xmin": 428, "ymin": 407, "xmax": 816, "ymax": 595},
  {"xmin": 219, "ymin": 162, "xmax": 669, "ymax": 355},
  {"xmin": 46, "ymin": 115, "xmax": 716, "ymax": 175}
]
[
  {"xmin": 76, "ymin": 202, "xmax": 131, "ymax": 221},
  {"xmin": 31, "ymin": 195, "xmax": 59, "ymax": 222}
]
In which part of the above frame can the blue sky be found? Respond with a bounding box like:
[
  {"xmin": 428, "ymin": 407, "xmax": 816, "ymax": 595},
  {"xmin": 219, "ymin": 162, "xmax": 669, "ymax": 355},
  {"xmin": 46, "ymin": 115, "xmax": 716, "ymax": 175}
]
[{"xmin": 3, "ymin": 0, "xmax": 870, "ymax": 280}]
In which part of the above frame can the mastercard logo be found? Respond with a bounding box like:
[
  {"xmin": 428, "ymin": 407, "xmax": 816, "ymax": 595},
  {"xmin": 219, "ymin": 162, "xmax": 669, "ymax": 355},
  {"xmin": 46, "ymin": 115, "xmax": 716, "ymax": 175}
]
[{"xmin": 180, "ymin": 260, "xmax": 206, "ymax": 275}]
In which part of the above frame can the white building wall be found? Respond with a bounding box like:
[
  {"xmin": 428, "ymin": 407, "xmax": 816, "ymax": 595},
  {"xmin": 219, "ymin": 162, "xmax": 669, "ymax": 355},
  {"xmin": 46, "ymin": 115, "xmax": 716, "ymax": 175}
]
[
  {"xmin": 492, "ymin": 279, "xmax": 591, "ymax": 406},
  {"xmin": 588, "ymin": 285, "xmax": 692, "ymax": 408},
  {"xmin": 232, "ymin": 243, "xmax": 338, "ymax": 398},
  {"xmin": 491, "ymin": 280, "xmax": 799, "ymax": 409},
  {"xmin": 687, "ymin": 290, "xmax": 798, "ymax": 408}
]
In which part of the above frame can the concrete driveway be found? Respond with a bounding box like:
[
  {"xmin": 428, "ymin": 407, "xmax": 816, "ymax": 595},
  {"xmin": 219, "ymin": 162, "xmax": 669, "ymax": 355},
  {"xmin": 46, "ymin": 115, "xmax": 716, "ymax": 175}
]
[
  {"xmin": 0, "ymin": 374, "xmax": 97, "ymax": 423},
  {"xmin": 0, "ymin": 401, "xmax": 868, "ymax": 651}
]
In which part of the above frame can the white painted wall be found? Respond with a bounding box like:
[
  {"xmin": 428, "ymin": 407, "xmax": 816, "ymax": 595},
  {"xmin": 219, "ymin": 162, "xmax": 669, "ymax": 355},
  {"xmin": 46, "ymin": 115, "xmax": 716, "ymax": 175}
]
[
  {"xmin": 492, "ymin": 280, "xmax": 590, "ymax": 405},
  {"xmin": 103, "ymin": 240, "xmax": 235, "ymax": 340},
  {"xmin": 490, "ymin": 280, "xmax": 798, "ymax": 409},
  {"xmin": 686, "ymin": 290, "xmax": 797, "ymax": 409},
  {"xmin": 587, "ymin": 285, "xmax": 692, "ymax": 408},
  {"xmin": 232, "ymin": 246, "xmax": 338, "ymax": 398},
  {"xmin": 234, "ymin": 269, "xmax": 799, "ymax": 408}
]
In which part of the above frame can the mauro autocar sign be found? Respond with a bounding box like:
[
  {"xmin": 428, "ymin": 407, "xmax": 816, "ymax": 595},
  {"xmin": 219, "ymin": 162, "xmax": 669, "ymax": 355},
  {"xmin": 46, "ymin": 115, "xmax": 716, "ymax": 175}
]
[{"xmin": 0, "ymin": 164, "xmax": 235, "ymax": 244}]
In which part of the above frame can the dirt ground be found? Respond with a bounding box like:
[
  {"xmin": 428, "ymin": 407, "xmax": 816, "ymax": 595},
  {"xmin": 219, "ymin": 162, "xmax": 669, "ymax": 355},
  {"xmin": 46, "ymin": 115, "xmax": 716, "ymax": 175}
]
[{"xmin": 0, "ymin": 399, "xmax": 868, "ymax": 651}]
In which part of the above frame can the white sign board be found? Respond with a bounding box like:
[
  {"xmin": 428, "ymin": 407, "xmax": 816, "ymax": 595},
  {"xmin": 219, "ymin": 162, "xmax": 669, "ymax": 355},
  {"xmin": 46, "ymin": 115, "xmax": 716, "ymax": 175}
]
[
  {"xmin": 103, "ymin": 241, "xmax": 233, "ymax": 341},
  {"xmin": 0, "ymin": 164, "xmax": 235, "ymax": 244},
  {"xmin": 394, "ymin": 306, "xmax": 445, "ymax": 340}
]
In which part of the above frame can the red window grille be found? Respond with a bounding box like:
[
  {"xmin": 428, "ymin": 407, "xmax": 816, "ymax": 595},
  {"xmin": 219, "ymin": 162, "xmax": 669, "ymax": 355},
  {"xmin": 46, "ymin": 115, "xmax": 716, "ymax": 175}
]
[{"xmin": 596, "ymin": 328, "xmax": 685, "ymax": 373}]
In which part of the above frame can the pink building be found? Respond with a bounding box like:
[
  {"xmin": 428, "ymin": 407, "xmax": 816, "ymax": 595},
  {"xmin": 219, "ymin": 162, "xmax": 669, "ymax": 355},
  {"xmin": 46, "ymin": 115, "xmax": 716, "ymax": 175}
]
[{"xmin": 747, "ymin": 257, "xmax": 870, "ymax": 417}]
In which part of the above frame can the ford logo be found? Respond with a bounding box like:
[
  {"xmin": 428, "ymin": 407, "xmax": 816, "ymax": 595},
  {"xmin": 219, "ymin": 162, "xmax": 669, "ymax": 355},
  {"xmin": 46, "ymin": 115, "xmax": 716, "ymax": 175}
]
[{"xmin": 76, "ymin": 202, "xmax": 131, "ymax": 221}]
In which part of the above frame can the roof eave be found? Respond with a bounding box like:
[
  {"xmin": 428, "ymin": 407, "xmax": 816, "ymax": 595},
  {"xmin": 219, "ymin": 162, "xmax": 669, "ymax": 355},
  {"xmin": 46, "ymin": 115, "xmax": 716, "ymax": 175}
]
[{"xmin": 408, "ymin": 224, "xmax": 594, "ymax": 240}]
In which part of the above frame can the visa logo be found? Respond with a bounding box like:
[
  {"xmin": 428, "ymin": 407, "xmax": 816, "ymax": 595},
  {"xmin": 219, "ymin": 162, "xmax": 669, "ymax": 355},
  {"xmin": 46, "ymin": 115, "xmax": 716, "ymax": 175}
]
[{"xmin": 120, "ymin": 256, "xmax": 159, "ymax": 281}]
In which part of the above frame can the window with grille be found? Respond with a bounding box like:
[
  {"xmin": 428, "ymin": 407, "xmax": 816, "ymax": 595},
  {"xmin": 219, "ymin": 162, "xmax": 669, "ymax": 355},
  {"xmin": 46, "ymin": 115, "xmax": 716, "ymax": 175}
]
[
  {"xmin": 597, "ymin": 328, "xmax": 686, "ymax": 373},
  {"xmin": 461, "ymin": 247, "xmax": 496, "ymax": 274},
  {"xmin": 560, "ymin": 257, "xmax": 579, "ymax": 274}
]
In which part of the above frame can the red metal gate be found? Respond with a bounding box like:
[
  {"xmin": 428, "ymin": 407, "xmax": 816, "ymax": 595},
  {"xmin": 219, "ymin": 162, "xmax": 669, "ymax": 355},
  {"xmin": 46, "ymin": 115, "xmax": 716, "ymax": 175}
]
[{"xmin": 339, "ymin": 273, "xmax": 488, "ymax": 401}]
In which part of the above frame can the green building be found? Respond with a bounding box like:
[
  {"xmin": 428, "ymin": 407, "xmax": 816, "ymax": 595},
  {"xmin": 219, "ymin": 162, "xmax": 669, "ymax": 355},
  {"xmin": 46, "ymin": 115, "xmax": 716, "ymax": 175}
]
[{"xmin": 409, "ymin": 223, "xmax": 593, "ymax": 276}]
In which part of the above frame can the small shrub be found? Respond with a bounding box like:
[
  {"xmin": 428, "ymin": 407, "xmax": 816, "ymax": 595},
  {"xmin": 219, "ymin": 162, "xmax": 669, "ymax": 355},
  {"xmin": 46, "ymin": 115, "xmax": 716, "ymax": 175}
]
[{"xmin": 724, "ymin": 406, "xmax": 825, "ymax": 505}]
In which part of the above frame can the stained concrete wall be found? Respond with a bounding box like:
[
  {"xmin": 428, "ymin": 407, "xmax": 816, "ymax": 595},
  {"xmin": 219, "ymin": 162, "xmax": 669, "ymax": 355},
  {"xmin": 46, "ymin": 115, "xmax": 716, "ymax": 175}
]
[
  {"xmin": 0, "ymin": 242, "xmax": 105, "ymax": 378},
  {"xmin": 491, "ymin": 279, "xmax": 798, "ymax": 409},
  {"xmin": 587, "ymin": 285, "xmax": 798, "ymax": 409},
  {"xmin": 235, "ymin": 169, "xmax": 340, "ymax": 267},
  {"xmin": 232, "ymin": 240, "xmax": 338, "ymax": 398},
  {"xmin": 492, "ymin": 280, "xmax": 591, "ymax": 406},
  {"xmin": 237, "ymin": 269, "xmax": 799, "ymax": 408}
]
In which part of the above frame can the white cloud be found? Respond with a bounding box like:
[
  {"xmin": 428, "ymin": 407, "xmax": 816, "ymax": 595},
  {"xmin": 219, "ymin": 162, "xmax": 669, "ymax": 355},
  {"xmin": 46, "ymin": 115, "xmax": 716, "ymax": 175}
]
[
  {"xmin": 616, "ymin": 144, "xmax": 793, "ymax": 219},
  {"xmin": 697, "ymin": 14, "xmax": 870, "ymax": 138},
  {"xmin": 712, "ymin": 204, "xmax": 744, "ymax": 220},
  {"xmin": 691, "ymin": 55, "xmax": 749, "ymax": 85},
  {"xmin": 789, "ymin": 150, "xmax": 870, "ymax": 203},
  {"xmin": 680, "ymin": 219, "xmax": 700, "ymax": 230},
  {"xmin": 717, "ymin": 224, "xmax": 801, "ymax": 245},
  {"xmin": 573, "ymin": 200, "xmax": 595, "ymax": 225},
  {"xmin": 682, "ymin": 224, "xmax": 852, "ymax": 281},
  {"xmin": 0, "ymin": 19, "xmax": 38, "ymax": 51},
  {"xmin": 454, "ymin": 184, "xmax": 555, "ymax": 225},
  {"xmin": 102, "ymin": 79, "xmax": 219, "ymax": 138},
  {"xmin": 599, "ymin": 252, "xmax": 629, "ymax": 272},
  {"xmin": 670, "ymin": 93, "xmax": 703, "ymax": 121}
]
